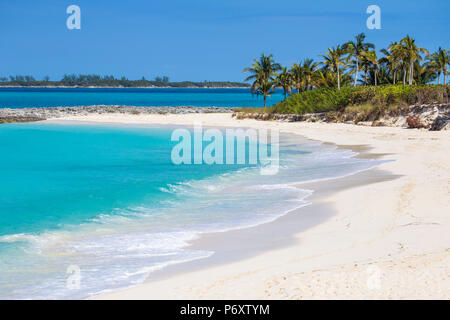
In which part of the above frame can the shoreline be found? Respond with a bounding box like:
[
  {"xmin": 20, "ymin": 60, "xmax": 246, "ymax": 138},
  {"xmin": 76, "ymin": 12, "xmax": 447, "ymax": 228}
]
[
  {"xmin": 132, "ymin": 145, "xmax": 389, "ymax": 282},
  {"xmin": 48, "ymin": 113, "xmax": 450, "ymax": 299}
]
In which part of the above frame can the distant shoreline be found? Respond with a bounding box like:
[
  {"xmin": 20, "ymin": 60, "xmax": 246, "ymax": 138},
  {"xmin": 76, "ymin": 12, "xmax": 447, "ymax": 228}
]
[{"xmin": 0, "ymin": 86, "xmax": 251, "ymax": 89}]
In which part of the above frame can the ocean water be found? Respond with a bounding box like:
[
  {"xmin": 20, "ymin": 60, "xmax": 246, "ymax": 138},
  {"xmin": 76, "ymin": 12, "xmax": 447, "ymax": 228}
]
[
  {"xmin": 0, "ymin": 88, "xmax": 284, "ymax": 108},
  {"xmin": 0, "ymin": 122, "xmax": 382, "ymax": 299}
]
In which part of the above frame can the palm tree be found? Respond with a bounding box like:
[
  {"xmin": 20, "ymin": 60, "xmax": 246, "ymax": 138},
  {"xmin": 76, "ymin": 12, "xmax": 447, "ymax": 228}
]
[
  {"xmin": 343, "ymin": 33, "xmax": 375, "ymax": 87},
  {"xmin": 254, "ymin": 79, "xmax": 276, "ymax": 107},
  {"xmin": 363, "ymin": 50, "xmax": 380, "ymax": 86},
  {"xmin": 243, "ymin": 53, "xmax": 281, "ymax": 107},
  {"xmin": 414, "ymin": 61, "xmax": 437, "ymax": 84},
  {"xmin": 380, "ymin": 42, "xmax": 402, "ymax": 84},
  {"xmin": 391, "ymin": 43, "xmax": 409, "ymax": 85},
  {"xmin": 290, "ymin": 62, "xmax": 305, "ymax": 93},
  {"xmin": 320, "ymin": 46, "xmax": 346, "ymax": 90},
  {"xmin": 400, "ymin": 36, "xmax": 429, "ymax": 85},
  {"xmin": 359, "ymin": 54, "xmax": 372, "ymax": 85},
  {"xmin": 431, "ymin": 47, "xmax": 450, "ymax": 85},
  {"xmin": 275, "ymin": 66, "xmax": 292, "ymax": 101},
  {"xmin": 368, "ymin": 65, "xmax": 391, "ymax": 85},
  {"xmin": 315, "ymin": 66, "xmax": 352, "ymax": 88},
  {"xmin": 301, "ymin": 58, "xmax": 319, "ymax": 90}
]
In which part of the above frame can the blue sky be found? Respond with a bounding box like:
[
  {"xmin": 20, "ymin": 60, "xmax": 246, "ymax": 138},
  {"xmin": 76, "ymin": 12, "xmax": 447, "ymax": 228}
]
[{"xmin": 0, "ymin": 0, "xmax": 448, "ymax": 81}]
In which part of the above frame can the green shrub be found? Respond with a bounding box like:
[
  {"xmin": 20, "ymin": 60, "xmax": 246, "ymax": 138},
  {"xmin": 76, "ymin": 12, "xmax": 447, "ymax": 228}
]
[{"xmin": 272, "ymin": 87, "xmax": 357, "ymax": 114}]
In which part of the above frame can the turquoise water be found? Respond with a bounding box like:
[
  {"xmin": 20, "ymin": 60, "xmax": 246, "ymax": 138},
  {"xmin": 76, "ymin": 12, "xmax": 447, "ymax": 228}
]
[
  {"xmin": 0, "ymin": 88, "xmax": 284, "ymax": 108},
  {"xmin": 0, "ymin": 122, "xmax": 382, "ymax": 299}
]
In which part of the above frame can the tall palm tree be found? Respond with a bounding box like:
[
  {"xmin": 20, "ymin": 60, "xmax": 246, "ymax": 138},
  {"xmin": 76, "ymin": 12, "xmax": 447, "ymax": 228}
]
[
  {"xmin": 275, "ymin": 66, "xmax": 292, "ymax": 101},
  {"xmin": 380, "ymin": 42, "xmax": 402, "ymax": 84},
  {"xmin": 391, "ymin": 42, "xmax": 410, "ymax": 85},
  {"xmin": 290, "ymin": 62, "xmax": 305, "ymax": 93},
  {"xmin": 400, "ymin": 36, "xmax": 429, "ymax": 85},
  {"xmin": 343, "ymin": 33, "xmax": 375, "ymax": 87},
  {"xmin": 359, "ymin": 54, "xmax": 372, "ymax": 85},
  {"xmin": 320, "ymin": 45, "xmax": 346, "ymax": 90},
  {"xmin": 301, "ymin": 58, "xmax": 319, "ymax": 90},
  {"xmin": 387, "ymin": 41, "xmax": 409, "ymax": 84},
  {"xmin": 363, "ymin": 50, "xmax": 380, "ymax": 86},
  {"xmin": 431, "ymin": 47, "xmax": 450, "ymax": 85},
  {"xmin": 255, "ymin": 80, "xmax": 276, "ymax": 108},
  {"xmin": 243, "ymin": 53, "xmax": 281, "ymax": 107}
]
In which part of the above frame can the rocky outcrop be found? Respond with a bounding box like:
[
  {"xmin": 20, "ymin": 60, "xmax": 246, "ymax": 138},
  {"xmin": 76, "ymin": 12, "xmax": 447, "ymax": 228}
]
[
  {"xmin": 430, "ymin": 116, "xmax": 450, "ymax": 131},
  {"xmin": 0, "ymin": 115, "xmax": 46, "ymax": 123},
  {"xmin": 408, "ymin": 104, "xmax": 450, "ymax": 130},
  {"xmin": 233, "ymin": 103, "xmax": 450, "ymax": 131},
  {"xmin": 0, "ymin": 105, "xmax": 236, "ymax": 123}
]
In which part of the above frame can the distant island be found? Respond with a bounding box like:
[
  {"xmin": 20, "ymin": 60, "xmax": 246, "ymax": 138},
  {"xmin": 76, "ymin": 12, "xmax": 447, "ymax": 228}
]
[{"xmin": 0, "ymin": 74, "xmax": 250, "ymax": 88}]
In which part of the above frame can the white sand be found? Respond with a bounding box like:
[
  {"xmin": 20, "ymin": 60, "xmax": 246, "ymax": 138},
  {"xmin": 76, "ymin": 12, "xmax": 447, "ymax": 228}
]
[{"xmin": 49, "ymin": 113, "xmax": 450, "ymax": 299}]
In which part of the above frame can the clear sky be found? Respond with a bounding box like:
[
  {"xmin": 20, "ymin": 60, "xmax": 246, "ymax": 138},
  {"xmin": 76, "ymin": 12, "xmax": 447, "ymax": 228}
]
[{"xmin": 0, "ymin": 0, "xmax": 449, "ymax": 82}]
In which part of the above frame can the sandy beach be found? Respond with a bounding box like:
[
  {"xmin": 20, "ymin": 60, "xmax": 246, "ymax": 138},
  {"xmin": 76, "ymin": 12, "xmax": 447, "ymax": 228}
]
[{"xmin": 48, "ymin": 113, "xmax": 450, "ymax": 299}]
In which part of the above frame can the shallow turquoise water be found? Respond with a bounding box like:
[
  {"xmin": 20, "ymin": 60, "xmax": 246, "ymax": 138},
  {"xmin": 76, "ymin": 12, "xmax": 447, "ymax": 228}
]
[
  {"xmin": 0, "ymin": 122, "xmax": 382, "ymax": 299},
  {"xmin": 0, "ymin": 123, "xmax": 247, "ymax": 237},
  {"xmin": 0, "ymin": 88, "xmax": 284, "ymax": 108}
]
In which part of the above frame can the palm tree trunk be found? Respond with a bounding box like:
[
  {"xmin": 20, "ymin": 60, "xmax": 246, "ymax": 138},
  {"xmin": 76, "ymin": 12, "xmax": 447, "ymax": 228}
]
[
  {"xmin": 354, "ymin": 59, "xmax": 359, "ymax": 87},
  {"xmin": 444, "ymin": 67, "xmax": 447, "ymax": 85},
  {"xmin": 375, "ymin": 70, "xmax": 378, "ymax": 86},
  {"xmin": 403, "ymin": 67, "xmax": 407, "ymax": 84},
  {"xmin": 337, "ymin": 66, "xmax": 341, "ymax": 90},
  {"xmin": 264, "ymin": 95, "xmax": 267, "ymax": 108},
  {"xmin": 409, "ymin": 60, "xmax": 414, "ymax": 85},
  {"xmin": 393, "ymin": 70, "xmax": 396, "ymax": 84},
  {"xmin": 437, "ymin": 71, "xmax": 441, "ymax": 85}
]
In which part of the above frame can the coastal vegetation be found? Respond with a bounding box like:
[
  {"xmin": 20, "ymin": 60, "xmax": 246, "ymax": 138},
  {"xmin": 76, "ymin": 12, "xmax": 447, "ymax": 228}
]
[
  {"xmin": 242, "ymin": 33, "xmax": 449, "ymax": 113},
  {"xmin": 235, "ymin": 84, "xmax": 449, "ymax": 131},
  {"xmin": 272, "ymin": 85, "xmax": 449, "ymax": 114},
  {"xmin": 237, "ymin": 85, "xmax": 449, "ymax": 113},
  {"xmin": 0, "ymin": 74, "xmax": 249, "ymax": 88}
]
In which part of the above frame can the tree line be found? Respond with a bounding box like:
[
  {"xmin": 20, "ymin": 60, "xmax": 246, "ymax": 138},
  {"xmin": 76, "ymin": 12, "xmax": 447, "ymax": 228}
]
[
  {"xmin": 244, "ymin": 33, "xmax": 450, "ymax": 107},
  {"xmin": 0, "ymin": 74, "xmax": 249, "ymax": 88}
]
